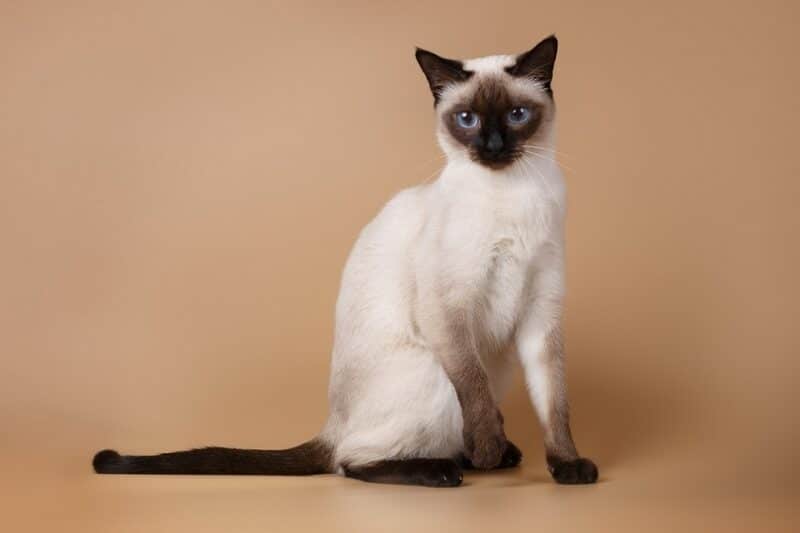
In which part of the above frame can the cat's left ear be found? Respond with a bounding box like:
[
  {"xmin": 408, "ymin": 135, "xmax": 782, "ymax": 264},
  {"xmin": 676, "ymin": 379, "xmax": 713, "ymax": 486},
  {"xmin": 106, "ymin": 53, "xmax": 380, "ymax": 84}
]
[
  {"xmin": 415, "ymin": 48, "xmax": 472, "ymax": 105},
  {"xmin": 506, "ymin": 35, "xmax": 558, "ymax": 94}
]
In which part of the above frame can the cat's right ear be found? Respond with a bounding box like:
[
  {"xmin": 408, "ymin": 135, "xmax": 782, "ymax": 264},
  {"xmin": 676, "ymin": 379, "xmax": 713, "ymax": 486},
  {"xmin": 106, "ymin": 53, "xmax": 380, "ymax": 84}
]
[
  {"xmin": 415, "ymin": 48, "xmax": 472, "ymax": 105},
  {"xmin": 506, "ymin": 35, "xmax": 558, "ymax": 95}
]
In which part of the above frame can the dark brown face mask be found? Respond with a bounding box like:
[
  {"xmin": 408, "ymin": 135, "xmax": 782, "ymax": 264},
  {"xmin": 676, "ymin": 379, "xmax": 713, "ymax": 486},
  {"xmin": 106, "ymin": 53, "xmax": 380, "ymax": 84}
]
[{"xmin": 442, "ymin": 79, "xmax": 544, "ymax": 169}]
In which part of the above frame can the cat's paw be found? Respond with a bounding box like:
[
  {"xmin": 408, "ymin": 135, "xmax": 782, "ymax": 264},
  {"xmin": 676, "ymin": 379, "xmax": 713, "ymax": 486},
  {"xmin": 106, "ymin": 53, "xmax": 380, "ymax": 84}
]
[
  {"xmin": 461, "ymin": 439, "xmax": 523, "ymax": 470},
  {"xmin": 464, "ymin": 410, "xmax": 507, "ymax": 470},
  {"xmin": 423, "ymin": 460, "xmax": 464, "ymax": 487},
  {"xmin": 548, "ymin": 457, "xmax": 598, "ymax": 484},
  {"xmin": 497, "ymin": 440, "xmax": 523, "ymax": 469}
]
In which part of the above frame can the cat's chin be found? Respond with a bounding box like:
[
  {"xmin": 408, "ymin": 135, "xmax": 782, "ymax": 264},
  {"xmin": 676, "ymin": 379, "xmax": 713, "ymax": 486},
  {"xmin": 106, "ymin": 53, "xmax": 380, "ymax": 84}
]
[{"xmin": 471, "ymin": 157, "xmax": 517, "ymax": 171}]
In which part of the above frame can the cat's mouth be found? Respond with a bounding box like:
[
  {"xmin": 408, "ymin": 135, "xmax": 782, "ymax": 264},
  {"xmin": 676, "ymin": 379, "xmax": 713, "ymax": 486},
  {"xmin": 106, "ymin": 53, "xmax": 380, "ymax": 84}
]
[{"xmin": 472, "ymin": 150, "xmax": 518, "ymax": 170}]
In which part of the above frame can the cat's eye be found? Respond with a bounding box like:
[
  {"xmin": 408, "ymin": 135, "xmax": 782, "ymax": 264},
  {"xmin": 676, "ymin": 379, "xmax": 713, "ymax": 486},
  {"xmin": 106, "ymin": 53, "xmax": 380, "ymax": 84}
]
[
  {"xmin": 455, "ymin": 111, "xmax": 480, "ymax": 129},
  {"xmin": 507, "ymin": 107, "xmax": 532, "ymax": 125}
]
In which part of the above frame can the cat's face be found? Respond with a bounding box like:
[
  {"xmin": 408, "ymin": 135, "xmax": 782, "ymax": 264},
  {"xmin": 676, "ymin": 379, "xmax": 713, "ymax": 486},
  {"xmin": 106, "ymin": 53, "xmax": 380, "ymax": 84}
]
[{"xmin": 416, "ymin": 36, "xmax": 558, "ymax": 170}]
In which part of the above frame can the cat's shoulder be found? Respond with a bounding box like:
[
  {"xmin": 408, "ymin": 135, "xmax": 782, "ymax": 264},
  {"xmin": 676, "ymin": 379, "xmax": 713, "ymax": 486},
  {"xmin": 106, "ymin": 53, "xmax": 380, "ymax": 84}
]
[
  {"xmin": 379, "ymin": 184, "xmax": 431, "ymax": 216},
  {"xmin": 360, "ymin": 184, "xmax": 430, "ymax": 240}
]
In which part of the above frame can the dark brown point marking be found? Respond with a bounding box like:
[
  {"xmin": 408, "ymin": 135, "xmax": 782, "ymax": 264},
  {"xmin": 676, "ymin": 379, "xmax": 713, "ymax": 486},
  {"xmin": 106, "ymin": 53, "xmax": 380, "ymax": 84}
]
[
  {"xmin": 415, "ymin": 48, "xmax": 473, "ymax": 106},
  {"xmin": 414, "ymin": 36, "xmax": 559, "ymax": 170},
  {"xmin": 92, "ymin": 440, "xmax": 332, "ymax": 475},
  {"xmin": 547, "ymin": 456, "xmax": 599, "ymax": 484},
  {"xmin": 539, "ymin": 327, "xmax": 599, "ymax": 485},
  {"xmin": 506, "ymin": 35, "xmax": 558, "ymax": 96},
  {"xmin": 443, "ymin": 77, "xmax": 545, "ymax": 170},
  {"xmin": 344, "ymin": 458, "xmax": 464, "ymax": 487},
  {"xmin": 460, "ymin": 440, "xmax": 523, "ymax": 470}
]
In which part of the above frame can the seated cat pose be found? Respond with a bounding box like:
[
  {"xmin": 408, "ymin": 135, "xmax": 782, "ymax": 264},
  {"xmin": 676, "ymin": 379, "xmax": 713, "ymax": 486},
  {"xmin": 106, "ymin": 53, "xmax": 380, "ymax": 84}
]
[{"xmin": 93, "ymin": 35, "xmax": 598, "ymax": 487}]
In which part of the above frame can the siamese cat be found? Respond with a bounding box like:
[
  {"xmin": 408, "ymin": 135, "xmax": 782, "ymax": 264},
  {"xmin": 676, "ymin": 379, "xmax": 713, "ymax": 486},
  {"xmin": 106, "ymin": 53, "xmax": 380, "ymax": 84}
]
[{"xmin": 93, "ymin": 35, "xmax": 598, "ymax": 487}]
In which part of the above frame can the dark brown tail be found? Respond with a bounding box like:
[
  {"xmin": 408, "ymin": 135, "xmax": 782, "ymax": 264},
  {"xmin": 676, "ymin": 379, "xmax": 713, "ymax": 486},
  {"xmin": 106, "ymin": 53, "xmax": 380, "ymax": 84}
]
[{"xmin": 92, "ymin": 439, "xmax": 332, "ymax": 475}]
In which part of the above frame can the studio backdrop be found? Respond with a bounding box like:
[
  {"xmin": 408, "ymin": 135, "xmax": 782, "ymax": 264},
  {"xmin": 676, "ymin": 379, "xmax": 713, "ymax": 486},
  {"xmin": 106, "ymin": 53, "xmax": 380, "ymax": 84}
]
[{"xmin": 1, "ymin": 1, "xmax": 797, "ymax": 531}]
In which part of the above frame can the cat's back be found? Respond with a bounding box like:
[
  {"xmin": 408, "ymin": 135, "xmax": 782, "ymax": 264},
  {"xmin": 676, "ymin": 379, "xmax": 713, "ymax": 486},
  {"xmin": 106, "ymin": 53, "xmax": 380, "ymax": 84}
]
[
  {"xmin": 348, "ymin": 183, "xmax": 429, "ymax": 262},
  {"xmin": 334, "ymin": 184, "xmax": 430, "ymax": 337}
]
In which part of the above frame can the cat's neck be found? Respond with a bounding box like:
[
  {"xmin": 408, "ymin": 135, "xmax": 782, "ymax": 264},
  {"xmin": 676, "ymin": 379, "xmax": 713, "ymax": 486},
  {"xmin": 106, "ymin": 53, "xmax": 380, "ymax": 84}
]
[{"xmin": 436, "ymin": 152, "xmax": 563, "ymax": 197}]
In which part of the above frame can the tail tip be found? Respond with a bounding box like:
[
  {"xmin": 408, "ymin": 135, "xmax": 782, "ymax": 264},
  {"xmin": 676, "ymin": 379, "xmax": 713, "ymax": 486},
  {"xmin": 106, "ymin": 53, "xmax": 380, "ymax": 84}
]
[{"xmin": 93, "ymin": 449, "xmax": 122, "ymax": 473}]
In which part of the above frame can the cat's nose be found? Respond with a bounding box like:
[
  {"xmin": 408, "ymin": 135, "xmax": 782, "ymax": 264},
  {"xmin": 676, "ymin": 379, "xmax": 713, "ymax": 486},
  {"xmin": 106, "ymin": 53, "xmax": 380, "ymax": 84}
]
[{"xmin": 487, "ymin": 131, "xmax": 504, "ymax": 153}]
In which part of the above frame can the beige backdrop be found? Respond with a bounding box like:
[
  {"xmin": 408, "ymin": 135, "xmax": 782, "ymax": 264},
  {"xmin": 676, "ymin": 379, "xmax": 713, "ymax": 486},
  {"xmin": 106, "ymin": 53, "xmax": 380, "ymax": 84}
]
[{"xmin": 1, "ymin": 1, "xmax": 798, "ymax": 531}]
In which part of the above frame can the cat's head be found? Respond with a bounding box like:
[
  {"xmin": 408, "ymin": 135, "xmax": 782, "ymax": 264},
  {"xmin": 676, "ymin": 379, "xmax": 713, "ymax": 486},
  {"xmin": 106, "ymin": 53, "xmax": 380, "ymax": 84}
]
[{"xmin": 415, "ymin": 36, "xmax": 558, "ymax": 170}]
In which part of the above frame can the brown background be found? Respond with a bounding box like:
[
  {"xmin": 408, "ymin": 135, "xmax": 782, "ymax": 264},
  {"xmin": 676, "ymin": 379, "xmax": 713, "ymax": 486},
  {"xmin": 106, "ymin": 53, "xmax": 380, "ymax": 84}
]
[{"xmin": 1, "ymin": 1, "xmax": 798, "ymax": 531}]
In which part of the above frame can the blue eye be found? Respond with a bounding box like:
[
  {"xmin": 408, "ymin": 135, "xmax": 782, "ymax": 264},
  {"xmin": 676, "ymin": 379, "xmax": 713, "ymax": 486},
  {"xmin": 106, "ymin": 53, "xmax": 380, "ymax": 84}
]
[
  {"xmin": 507, "ymin": 107, "xmax": 531, "ymax": 125},
  {"xmin": 455, "ymin": 111, "xmax": 479, "ymax": 129}
]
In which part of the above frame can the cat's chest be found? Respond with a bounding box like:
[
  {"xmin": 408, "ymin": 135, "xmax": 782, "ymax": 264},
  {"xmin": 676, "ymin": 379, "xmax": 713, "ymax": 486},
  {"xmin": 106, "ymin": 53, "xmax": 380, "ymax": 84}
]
[
  {"xmin": 474, "ymin": 201, "xmax": 555, "ymax": 334},
  {"xmin": 439, "ymin": 191, "xmax": 550, "ymax": 276},
  {"xmin": 464, "ymin": 199, "xmax": 550, "ymax": 270},
  {"xmin": 482, "ymin": 226, "xmax": 535, "ymax": 310},
  {"xmin": 427, "ymin": 182, "xmax": 558, "ymax": 315}
]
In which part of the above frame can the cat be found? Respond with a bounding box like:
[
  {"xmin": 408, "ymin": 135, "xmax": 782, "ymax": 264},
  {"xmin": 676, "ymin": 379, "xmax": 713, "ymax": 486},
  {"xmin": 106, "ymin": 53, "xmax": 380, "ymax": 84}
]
[{"xmin": 93, "ymin": 35, "xmax": 598, "ymax": 487}]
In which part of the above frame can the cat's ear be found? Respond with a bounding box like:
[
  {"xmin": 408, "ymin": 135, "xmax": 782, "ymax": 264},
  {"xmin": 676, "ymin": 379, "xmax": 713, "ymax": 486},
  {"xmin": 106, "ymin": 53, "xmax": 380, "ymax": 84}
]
[
  {"xmin": 415, "ymin": 48, "xmax": 472, "ymax": 105},
  {"xmin": 506, "ymin": 35, "xmax": 558, "ymax": 94}
]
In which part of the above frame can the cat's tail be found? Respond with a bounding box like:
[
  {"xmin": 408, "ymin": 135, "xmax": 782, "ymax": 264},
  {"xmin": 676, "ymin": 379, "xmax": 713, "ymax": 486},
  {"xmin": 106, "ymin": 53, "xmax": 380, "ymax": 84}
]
[{"xmin": 92, "ymin": 439, "xmax": 333, "ymax": 475}]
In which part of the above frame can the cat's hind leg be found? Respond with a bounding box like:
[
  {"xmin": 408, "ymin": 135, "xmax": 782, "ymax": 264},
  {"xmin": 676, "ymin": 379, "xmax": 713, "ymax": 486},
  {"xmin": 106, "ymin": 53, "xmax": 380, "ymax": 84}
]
[{"xmin": 343, "ymin": 458, "xmax": 463, "ymax": 487}]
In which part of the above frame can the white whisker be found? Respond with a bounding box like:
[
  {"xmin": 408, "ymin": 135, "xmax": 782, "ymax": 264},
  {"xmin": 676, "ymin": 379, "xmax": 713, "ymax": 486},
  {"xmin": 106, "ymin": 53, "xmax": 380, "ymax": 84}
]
[
  {"xmin": 520, "ymin": 150, "xmax": 575, "ymax": 174},
  {"xmin": 523, "ymin": 144, "xmax": 571, "ymax": 159}
]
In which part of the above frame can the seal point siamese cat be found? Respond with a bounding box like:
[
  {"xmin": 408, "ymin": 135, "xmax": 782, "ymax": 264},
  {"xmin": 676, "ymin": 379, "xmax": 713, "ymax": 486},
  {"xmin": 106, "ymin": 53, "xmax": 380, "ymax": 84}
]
[{"xmin": 93, "ymin": 35, "xmax": 599, "ymax": 487}]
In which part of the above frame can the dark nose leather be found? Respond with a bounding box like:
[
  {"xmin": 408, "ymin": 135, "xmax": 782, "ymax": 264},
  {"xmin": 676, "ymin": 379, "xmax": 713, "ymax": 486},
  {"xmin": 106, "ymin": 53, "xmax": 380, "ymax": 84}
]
[{"xmin": 486, "ymin": 131, "xmax": 504, "ymax": 153}]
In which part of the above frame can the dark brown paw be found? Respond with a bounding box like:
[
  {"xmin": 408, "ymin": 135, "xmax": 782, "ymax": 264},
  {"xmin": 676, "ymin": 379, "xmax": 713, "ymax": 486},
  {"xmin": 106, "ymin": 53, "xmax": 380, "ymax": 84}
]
[
  {"xmin": 461, "ymin": 440, "xmax": 522, "ymax": 470},
  {"xmin": 344, "ymin": 458, "xmax": 463, "ymax": 488},
  {"xmin": 463, "ymin": 410, "xmax": 507, "ymax": 470},
  {"xmin": 497, "ymin": 440, "xmax": 522, "ymax": 469},
  {"xmin": 548, "ymin": 457, "xmax": 598, "ymax": 484},
  {"xmin": 424, "ymin": 460, "xmax": 464, "ymax": 487}
]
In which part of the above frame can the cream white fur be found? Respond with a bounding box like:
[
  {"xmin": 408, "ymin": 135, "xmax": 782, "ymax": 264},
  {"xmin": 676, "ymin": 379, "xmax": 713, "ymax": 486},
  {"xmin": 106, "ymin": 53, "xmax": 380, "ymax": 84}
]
[{"xmin": 320, "ymin": 56, "xmax": 566, "ymax": 472}]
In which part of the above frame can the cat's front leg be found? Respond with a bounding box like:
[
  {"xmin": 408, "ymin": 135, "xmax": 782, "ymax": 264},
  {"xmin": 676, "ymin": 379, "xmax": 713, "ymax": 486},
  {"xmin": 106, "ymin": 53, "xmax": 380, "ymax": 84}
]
[
  {"xmin": 430, "ymin": 314, "xmax": 508, "ymax": 470},
  {"xmin": 515, "ymin": 307, "xmax": 598, "ymax": 484}
]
